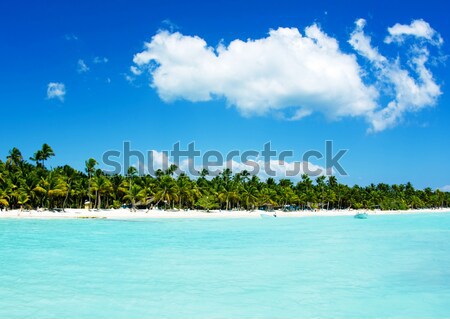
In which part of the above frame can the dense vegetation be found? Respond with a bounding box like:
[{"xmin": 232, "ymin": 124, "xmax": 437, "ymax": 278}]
[{"xmin": 1, "ymin": 144, "xmax": 449, "ymax": 211}]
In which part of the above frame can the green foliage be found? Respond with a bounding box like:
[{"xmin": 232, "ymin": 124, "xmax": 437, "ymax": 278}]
[
  {"xmin": 0, "ymin": 145, "xmax": 449, "ymax": 211},
  {"xmin": 196, "ymin": 195, "xmax": 218, "ymax": 211}
]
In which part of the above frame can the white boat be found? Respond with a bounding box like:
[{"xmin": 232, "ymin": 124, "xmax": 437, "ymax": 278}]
[
  {"xmin": 260, "ymin": 213, "xmax": 277, "ymax": 218},
  {"xmin": 354, "ymin": 212, "xmax": 368, "ymax": 219}
]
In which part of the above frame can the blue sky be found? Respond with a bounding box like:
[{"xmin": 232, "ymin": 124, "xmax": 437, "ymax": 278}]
[{"xmin": 0, "ymin": 0, "xmax": 449, "ymax": 189}]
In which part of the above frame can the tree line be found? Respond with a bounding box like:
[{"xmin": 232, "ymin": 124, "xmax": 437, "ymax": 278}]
[{"xmin": 1, "ymin": 144, "xmax": 449, "ymax": 211}]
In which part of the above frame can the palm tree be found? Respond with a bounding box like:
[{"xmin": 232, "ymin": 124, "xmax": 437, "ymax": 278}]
[
  {"xmin": 199, "ymin": 168, "xmax": 209, "ymax": 178},
  {"xmin": 177, "ymin": 173, "xmax": 191, "ymax": 209},
  {"xmin": 123, "ymin": 184, "xmax": 144, "ymax": 211},
  {"xmin": 6, "ymin": 147, "xmax": 23, "ymax": 168},
  {"xmin": 72, "ymin": 178, "xmax": 87, "ymax": 208},
  {"xmin": 109, "ymin": 174, "xmax": 127, "ymax": 208},
  {"xmin": 154, "ymin": 175, "xmax": 179, "ymax": 209},
  {"xmin": 17, "ymin": 193, "xmax": 29, "ymax": 210},
  {"xmin": 19, "ymin": 171, "xmax": 39, "ymax": 208},
  {"xmin": 221, "ymin": 168, "xmax": 232, "ymax": 183},
  {"xmin": 127, "ymin": 166, "xmax": 138, "ymax": 187},
  {"xmin": 0, "ymin": 188, "xmax": 9, "ymax": 208},
  {"xmin": 197, "ymin": 168, "xmax": 210, "ymax": 194},
  {"xmin": 34, "ymin": 172, "xmax": 66, "ymax": 209},
  {"xmin": 138, "ymin": 175, "xmax": 155, "ymax": 210},
  {"xmin": 240, "ymin": 170, "xmax": 251, "ymax": 182},
  {"xmin": 30, "ymin": 150, "xmax": 44, "ymax": 167},
  {"xmin": 40, "ymin": 144, "xmax": 55, "ymax": 169},
  {"xmin": 60, "ymin": 165, "xmax": 77, "ymax": 210},
  {"xmin": 165, "ymin": 164, "xmax": 178, "ymax": 176},
  {"xmin": 316, "ymin": 176, "xmax": 326, "ymax": 209},
  {"xmin": 85, "ymin": 158, "xmax": 97, "ymax": 209},
  {"xmin": 241, "ymin": 184, "xmax": 259, "ymax": 210},
  {"xmin": 91, "ymin": 175, "xmax": 113, "ymax": 209},
  {"xmin": 258, "ymin": 186, "xmax": 277, "ymax": 208},
  {"xmin": 196, "ymin": 195, "xmax": 217, "ymax": 211},
  {"xmin": 1, "ymin": 143, "xmax": 449, "ymax": 212},
  {"xmin": 218, "ymin": 182, "xmax": 238, "ymax": 210}
]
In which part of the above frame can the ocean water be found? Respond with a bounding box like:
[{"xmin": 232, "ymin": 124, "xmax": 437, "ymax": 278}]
[{"xmin": 0, "ymin": 213, "xmax": 449, "ymax": 318}]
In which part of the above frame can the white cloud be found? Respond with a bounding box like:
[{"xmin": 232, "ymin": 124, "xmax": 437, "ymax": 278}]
[
  {"xmin": 349, "ymin": 19, "xmax": 441, "ymax": 132},
  {"xmin": 385, "ymin": 19, "xmax": 443, "ymax": 46},
  {"xmin": 440, "ymin": 185, "xmax": 450, "ymax": 192},
  {"xmin": 132, "ymin": 19, "xmax": 443, "ymax": 132},
  {"xmin": 161, "ymin": 19, "xmax": 179, "ymax": 32},
  {"xmin": 93, "ymin": 56, "xmax": 109, "ymax": 64},
  {"xmin": 64, "ymin": 34, "xmax": 78, "ymax": 41},
  {"xmin": 225, "ymin": 159, "xmax": 326, "ymax": 180},
  {"xmin": 124, "ymin": 73, "xmax": 135, "ymax": 83},
  {"xmin": 77, "ymin": 59, "xmax": 89, "ymax": 73},
  {"xmin": 133, "ymin": 27, "xmax": 377, "ymax": 120},
  {"xmin": 46, "ymin": 82, "xmax": 66, "ymax": 102},
  {"xmin": 348, "ymin": 19, "xmax": 386, "ymax": 64},
  {"xmin": 137, "ymin": 151, "xmax": 326, "ymax": 180},
  {"xmin": 130, "ymin": 66, "xmax": 142, "ymax": 76}
]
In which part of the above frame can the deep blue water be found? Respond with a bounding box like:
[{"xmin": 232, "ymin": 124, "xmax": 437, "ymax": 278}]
[{"xmin": 0, "ymin": 213, "xmax": 449, "ymax": 318}]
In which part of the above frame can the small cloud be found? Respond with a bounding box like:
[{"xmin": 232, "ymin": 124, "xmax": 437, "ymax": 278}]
[
  {"xmin": 93, "ymin": 56, "xmax": 108, "ymax": 64},
  {"xmin": 64, "ymin": 34, "xmax": 78, "ymax": 41},
  {"xmin": 124, "ymin": 73, "xmax": 135, "ymax": 83},
  {"xmin": 385, "ymin": 19, "xmax": 443, "ymax": 46},
  {"xmin": 77, "ymin": 59, "xmax": 89, "ymax": 73},
  {"xmin": 47, "ymin": 82, "xmax": 66, "ymax": 102},
  {"xmin": 106, "ymin": 77, "xmax": 111, "ymax": 84},
  {"xmin": 161, "ymin": 19, "xmax": 179, "ymax": 32},
  {"xmin": 440, "ymin": 185, "xmax": 450, "ymax": 192},
  {"xmin": 130, "ymin": 66, "xmax": 142, "ymax": 76}
]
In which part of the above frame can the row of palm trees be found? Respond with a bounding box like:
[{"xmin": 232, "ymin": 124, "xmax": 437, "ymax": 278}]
[{"xmin": 1, "ymin": 144, "xmax": 449, "ymax": 211}]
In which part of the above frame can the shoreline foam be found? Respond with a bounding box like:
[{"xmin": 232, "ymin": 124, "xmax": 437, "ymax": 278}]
[{"xmin": 1, "ymin": 207, "xmax": 449, "ymax": 219}]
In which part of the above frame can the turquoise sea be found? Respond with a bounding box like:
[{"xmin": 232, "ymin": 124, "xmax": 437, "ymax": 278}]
[{"xmin": 0, "ymin": 213, "xmax": 449, "ymax": 318}]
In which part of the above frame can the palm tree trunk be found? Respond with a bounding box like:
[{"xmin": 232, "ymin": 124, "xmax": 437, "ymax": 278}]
[
  {"xmin": 97, "ymin": 192, "xmax": 101, "ymax": 209},
  {"xmin": 88, "ymin": 176, "xmax": 91, "ymax": 210},
  {"xmin": 63, "ymin": 182, "xmax": 71, "ymax": 211},
  {"xmin": 154, "ymin": 188, "xmax": 166, "ymax": 208}
]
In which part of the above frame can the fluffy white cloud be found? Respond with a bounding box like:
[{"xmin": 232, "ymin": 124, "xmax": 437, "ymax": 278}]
[
  {"xmin": 133, "ymin": 27, "xmax": 378, "ymax": 120},
  {"xmin": 131, "ymin": 19, "xmax": 443, "ymax": 132},
  {"xmin": 385, "ymin": 19, "xmax": 443, "ymax": 46},
  {"xmin": 349, "ymin": 19, "xmax": 441, "ymax": 132},
  {"xmin": 440, "ymin": 185, "xmax": 450, "ymax": 192},
  {"xmin": 46, "ymin": 82, "xmax": 66, "ymax": 102},
  {"xmin": 77, "ymin": 59, "xmax": 89, "ymax": 73}
]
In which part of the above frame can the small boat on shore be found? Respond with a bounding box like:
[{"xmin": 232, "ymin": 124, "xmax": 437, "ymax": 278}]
[
  {"xmin": 354, "ymin": 212, "xmax": 368, "ymax": 219},
  {"xmin": 260, "ymin": 213, "xmax": 277, "ymax": 218}
]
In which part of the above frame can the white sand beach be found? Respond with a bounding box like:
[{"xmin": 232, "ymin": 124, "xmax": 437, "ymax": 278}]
[{"xmin": 1, "ymin": 207, "xmax": 449, "ymax": 219}]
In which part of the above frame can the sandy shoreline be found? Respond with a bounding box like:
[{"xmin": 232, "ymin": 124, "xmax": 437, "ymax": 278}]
[{"xmin": 1, "ymin": 207, "xmax": 449, "ymax": 219}]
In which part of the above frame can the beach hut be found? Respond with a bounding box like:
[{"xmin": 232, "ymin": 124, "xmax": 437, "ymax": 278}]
[
  {"xmin": 135, "ymin": 197, "xmax": 155, "ymax": 210},
  {"xmin": 84, "ymin": 201, "xmax": 92, "ymax": 209},
  {"xmin": 259, "ymin": 203, "xmax": 274, "ymax": 212}
]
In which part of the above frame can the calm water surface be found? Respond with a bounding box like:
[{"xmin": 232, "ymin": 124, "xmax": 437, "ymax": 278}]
[{"xmin": 0, "ymin": 213, "xmax": 449, "ymax": 318}]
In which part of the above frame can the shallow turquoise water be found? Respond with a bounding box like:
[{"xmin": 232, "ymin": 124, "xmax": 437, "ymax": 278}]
[{"xmin": 0, "ymin": 214, "xmax": 449, "ymax": 318}]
